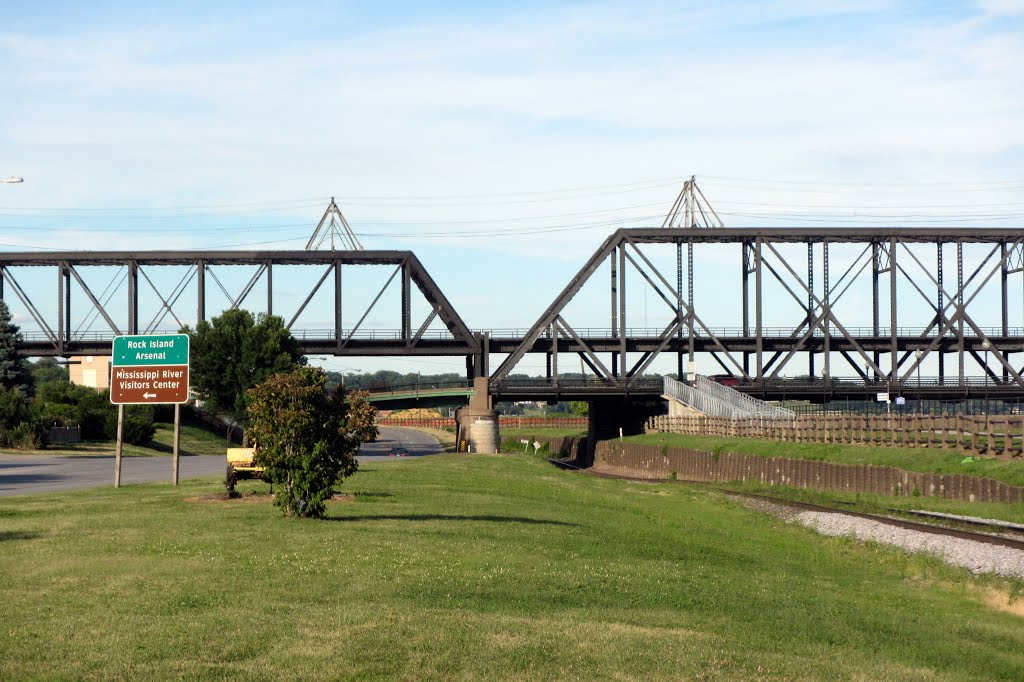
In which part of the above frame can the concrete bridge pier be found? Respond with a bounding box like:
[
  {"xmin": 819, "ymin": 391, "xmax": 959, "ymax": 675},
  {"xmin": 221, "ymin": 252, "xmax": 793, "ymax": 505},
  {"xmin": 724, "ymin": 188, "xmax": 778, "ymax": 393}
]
[
  {"xmin": 583, "ymin": 398, "xmax": 665, "ymax": 466},
  {"xmin": 455, "ymin": 377, "xmax": 499, "ymax": 453}
]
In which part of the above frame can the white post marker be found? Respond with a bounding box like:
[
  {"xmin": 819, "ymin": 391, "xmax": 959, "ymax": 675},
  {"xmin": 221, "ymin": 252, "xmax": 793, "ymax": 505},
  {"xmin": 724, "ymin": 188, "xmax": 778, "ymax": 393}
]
[{"xmin": 114, "ymin": 404, "xmax": 124, "ymax": 487}]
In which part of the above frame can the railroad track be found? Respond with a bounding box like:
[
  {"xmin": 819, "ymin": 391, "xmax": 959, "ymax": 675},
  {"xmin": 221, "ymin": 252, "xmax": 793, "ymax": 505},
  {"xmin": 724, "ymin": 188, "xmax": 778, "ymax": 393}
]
[
  {"xmin": 723, "ymin": 491, "xmax": 1024, "ymax": 552},
  {"xmin": 548, "ymin": 458, "xmax": 1024, "ymax": 552}
]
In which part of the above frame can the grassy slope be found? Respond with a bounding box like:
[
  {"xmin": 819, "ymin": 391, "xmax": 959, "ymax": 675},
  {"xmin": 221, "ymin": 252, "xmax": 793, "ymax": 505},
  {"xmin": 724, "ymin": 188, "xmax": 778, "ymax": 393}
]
[
  {"xmin": 627, "ymin": 432, "xmax": 1024, "ymax": 487},
  {"xmin": 1, "ymin": 455, "xmax": 1022, "ymax": 680},
  {"xmin": 1, "ymin": 423, "xmax": 227, "ymax": 457}
]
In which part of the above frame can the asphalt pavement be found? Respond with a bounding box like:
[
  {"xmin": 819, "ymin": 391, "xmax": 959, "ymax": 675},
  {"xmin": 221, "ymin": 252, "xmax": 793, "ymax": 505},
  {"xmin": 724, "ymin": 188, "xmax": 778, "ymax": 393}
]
[{"xmin": 0, "ymin": 426, "xmax": 442, "ymax": 497}]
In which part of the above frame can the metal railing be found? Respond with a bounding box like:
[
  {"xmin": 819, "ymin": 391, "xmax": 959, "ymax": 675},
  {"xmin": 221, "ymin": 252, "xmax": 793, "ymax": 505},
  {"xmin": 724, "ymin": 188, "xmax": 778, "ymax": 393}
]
[
  {"xmin": 663, "ymin": 376, "xmax": 794, "ymax": 419},
  {"xmin": 693, "ymin": 376, "xmax": 794, "ymax": 418},
  {"xmin": 17, "ymin": 325, "xmax": 1024, "ymax": 344}
]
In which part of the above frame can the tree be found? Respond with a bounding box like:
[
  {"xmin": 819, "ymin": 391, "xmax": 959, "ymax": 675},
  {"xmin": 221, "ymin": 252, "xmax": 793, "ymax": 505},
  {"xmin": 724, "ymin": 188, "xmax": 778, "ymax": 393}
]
[
  {"xmin": 569, "ymin": 401, "xmax": 589, "ymax": 416},
  {"xmin": 28, "ymin": 357, "xmax": 68, "ymax": 387},
  {"xmin": 0, "ymin": 385, "xmax": 43, "ymax": 449},
  {"xmin": 0, "ymin": 300, "xmax": 32, "ymax": 392},
  {"xmin": 184, "ymin": 309, "xmax": 304, "ymax": 417},
  {"xmin": 246, "ymin": 367, "xmax": 361, "ymax": 518},
  {"xmin": 345, "ymin": 390, "xmax": 379, "ymax": 443}
]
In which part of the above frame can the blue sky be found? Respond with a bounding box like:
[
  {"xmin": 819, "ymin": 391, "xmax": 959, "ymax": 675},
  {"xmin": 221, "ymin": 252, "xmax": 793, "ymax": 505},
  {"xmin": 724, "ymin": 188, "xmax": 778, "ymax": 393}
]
[{"xmin": 1, "ymin": 1, "xmax": 1023, "ymax": 377}]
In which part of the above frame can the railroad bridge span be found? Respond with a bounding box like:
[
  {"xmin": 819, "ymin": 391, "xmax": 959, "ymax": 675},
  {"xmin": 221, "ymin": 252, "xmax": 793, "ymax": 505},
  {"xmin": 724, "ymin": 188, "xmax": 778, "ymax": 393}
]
[{"xmin": 4, "ymin": 227, "xmax": 1024, "ymax": 453}]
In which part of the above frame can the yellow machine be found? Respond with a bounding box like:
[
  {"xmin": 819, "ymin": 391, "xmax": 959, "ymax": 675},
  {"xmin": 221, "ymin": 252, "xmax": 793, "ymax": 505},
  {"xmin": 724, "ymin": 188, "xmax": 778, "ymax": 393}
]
[{"xmin": 225, "ymin": 447, "xmax": 263, "ymax": 493}]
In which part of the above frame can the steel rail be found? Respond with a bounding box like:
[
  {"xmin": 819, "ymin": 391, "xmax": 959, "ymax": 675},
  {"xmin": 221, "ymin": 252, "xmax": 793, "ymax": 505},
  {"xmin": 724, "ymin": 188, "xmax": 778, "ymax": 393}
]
[{"xmin": 721, "ymin": 491, "xmax": 1024, "ymax": 552}]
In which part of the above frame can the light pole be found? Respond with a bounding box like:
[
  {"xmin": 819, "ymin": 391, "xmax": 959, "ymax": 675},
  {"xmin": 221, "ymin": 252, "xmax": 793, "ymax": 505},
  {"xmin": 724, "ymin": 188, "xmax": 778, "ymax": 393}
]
[
  {"xmin": 914, "ymin": 349, "xmax": 923, "ymax": 414},
  {"xmin": 981, "ymin": 339, "xmax": 992, "ymax": 415},
  {"xmin": 1, "ymin": 177, "xmax": 24, "ymax": 184}
]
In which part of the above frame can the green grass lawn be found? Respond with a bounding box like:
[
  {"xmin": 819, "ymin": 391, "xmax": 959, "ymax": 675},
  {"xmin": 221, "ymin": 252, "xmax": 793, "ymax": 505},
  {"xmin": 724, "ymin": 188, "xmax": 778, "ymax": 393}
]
[
  {"xmin": 1, "ymin": 423, "xmax": 227, "ymax": 458},
  {"xmin": 628, "ymin": 431, "xmax": 1024, "ymax": 487},
  {"xmin": 1, "ymin": 454, "xmax": 1023, "ymax": 680}
]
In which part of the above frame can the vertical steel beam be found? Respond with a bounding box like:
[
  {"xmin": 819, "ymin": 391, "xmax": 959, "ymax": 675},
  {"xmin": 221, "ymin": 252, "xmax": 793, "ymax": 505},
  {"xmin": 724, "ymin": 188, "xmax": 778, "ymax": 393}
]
[
  {"xmin": 741, "ymin": 241, "xmax": 750, "ymax": 375},
  {"xmin": 937, "ymin": 244, "xmax": 945, "ymax": 382},
  {"xmin": 266, "ymin": 261, "xmax": 273, "ymax": 316},
  {"xmin": 57, "ymin": 262, "xmax": 64, "ymax": 348},
  {"xmin": 0, "ymin": 266, "xmax": 5, "ymax": 300},
  {"xmin": 1002, "ymin": 241, "xmax": 1010, "ymax": 381},
  {"xmin": 610, "ymin": 248, "xmax": 618, "ymax": 377},
  {"xmin": 551, "ymin": 321, "xmax": 558, "ymax": 382},
  {"xmin": 823, "ymin": 240, "xmax": 830, "ymax": 379},
  {"xmin": 197, "ymin": 260, "xmax": 206, "ymax": 323},
  {"xmin": 755, "ymin": 238, "xmax": 763, "ymax": 378},
  {"xmin": 958, "ymin": 242, "xmax": 964, "ymax": 385},
  {"xmin": 335, "ymin": 261, "xmax": 342, "ymax": 350},
  {"xmin": 127, "ymin": 261, "xmax": 138, "ymax": 334},
  {"xmin": 807, "ymin": 242, "xmax": 815, "ymax": 377},
  {"xmin": 619, "ymin": 245, "xmax": 627, "ymax": 372},
  {"xmin": 481, "ymin": 332, "xmax": 490, "ymax": 377},
  {"xmin": 677, "ymin": 240, "xmax": 683, "ymax": 379},
  {"xmin": 872, "ymin": 241, "xmax": 880, "ymax": 379},
  {"xmin": 890, "ymin": 236, "xmax": 898, "ymax": 383},
  {"xmin": 687, "ymin": 241, "xmax": 694, "ymax": 368},
  {"xmin": 64, "ymin": 266, "xmax": 71, "ymax": 345},
  {"xmin": 401, "ymin": 259, "xmax": 411, "ymax": 343}
]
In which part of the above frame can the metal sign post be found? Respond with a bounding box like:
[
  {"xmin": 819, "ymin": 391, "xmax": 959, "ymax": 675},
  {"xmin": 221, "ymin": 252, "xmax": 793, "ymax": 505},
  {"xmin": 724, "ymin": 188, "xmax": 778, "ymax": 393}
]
[{"xmin": 110, "ymin": 334, "xmax": 190, "ymax": 487}]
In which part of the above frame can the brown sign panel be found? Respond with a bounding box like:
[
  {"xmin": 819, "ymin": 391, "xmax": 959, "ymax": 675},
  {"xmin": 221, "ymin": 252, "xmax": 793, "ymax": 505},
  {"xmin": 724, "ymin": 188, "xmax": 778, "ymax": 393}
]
[{"xmin": 110, "ymin": 365, "xmax": 190, "ymax": 405}]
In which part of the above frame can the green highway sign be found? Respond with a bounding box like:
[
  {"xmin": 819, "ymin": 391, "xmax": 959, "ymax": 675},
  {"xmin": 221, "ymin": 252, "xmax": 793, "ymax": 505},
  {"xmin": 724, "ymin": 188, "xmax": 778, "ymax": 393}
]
[
  {"xmin": 111, "ymin": 334, "xmax": 190, "ymax": 405},
  {"xmin": 112, "ymin": 334, "xmax": 189, "ymax": 367}
]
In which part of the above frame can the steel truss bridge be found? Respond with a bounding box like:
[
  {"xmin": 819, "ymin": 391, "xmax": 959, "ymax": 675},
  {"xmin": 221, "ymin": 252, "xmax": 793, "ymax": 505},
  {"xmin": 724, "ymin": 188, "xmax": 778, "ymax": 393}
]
[{"xmin": 3, "ymin": 226, "xmax": 1024, "ymax": 403}]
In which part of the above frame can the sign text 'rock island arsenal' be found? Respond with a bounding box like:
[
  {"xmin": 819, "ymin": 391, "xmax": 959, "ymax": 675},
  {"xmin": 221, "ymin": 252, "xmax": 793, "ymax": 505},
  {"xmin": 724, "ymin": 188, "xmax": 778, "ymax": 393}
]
[{"xmin": 110, "ymin": 334, "xmax": 190, "ymax": 405}]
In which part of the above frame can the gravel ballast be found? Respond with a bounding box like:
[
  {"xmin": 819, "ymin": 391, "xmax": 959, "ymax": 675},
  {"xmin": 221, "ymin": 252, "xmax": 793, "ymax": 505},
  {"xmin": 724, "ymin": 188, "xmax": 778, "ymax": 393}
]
[{"xmin": 736, "ymin": 496, "xmax": 1024, "ymax": 579}]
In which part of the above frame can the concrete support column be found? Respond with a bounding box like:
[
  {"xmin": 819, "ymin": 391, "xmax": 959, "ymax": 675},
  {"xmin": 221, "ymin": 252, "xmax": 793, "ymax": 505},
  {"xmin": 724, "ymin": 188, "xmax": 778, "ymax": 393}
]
[{"xmin": 455, "ymin": 377, "xmax": 499, "ymax": 454}]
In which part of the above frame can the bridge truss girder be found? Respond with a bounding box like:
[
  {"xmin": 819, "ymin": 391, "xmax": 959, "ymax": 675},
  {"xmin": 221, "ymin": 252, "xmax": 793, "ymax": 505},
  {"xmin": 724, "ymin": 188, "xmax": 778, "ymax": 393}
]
[
  {"xmin": 490, "ymin": 227, "xmax": 1024, "ymax": 396},
  {"xmin": 0, "ymin": 250, "xmax": 479, "ymax": 359}
]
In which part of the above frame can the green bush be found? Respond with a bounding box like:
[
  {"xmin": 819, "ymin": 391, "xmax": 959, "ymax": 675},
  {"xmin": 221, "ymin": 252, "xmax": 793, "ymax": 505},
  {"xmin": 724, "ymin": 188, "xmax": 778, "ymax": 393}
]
[
  {"xmin": 0, "ymin": 386, "xmax": 45, "ymax": 449},
  {"xmin": 247, "ymin": 367, "xmax": 361, "ymax": 518},
  {"xmin": 121, "ymin": 416, "xmax": 156, "ymax": 445},
  {"xmin": 34, "ymin": 380, "xmax": 113, "ymax": 440}
]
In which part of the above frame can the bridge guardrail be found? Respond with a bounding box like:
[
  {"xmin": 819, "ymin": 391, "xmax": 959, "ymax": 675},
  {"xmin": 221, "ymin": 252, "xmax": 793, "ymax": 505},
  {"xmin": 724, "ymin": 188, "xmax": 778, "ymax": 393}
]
[{"xmin": 18, "ymin": 325, "xmax": 1024, "ymax": 344}]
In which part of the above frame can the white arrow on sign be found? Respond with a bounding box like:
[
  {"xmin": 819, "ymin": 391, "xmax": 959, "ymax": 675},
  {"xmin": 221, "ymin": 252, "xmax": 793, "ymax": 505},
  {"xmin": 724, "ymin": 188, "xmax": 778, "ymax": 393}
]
[{"xmin": 143, "ymin": 392, "xmax": 156, "ymax": 399}]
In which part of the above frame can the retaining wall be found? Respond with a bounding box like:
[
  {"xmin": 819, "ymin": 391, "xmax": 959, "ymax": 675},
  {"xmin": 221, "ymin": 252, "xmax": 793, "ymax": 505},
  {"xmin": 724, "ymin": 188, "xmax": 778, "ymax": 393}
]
[{"xmin": 594, "ymin": 441, "xmax": 1024, "ymax": 503}]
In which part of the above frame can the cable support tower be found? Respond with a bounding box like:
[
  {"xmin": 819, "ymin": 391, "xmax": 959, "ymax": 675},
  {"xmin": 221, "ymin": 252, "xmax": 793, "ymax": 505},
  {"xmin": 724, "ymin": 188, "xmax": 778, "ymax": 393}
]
[
  {"xmin": 661, "ymin": 175, "xmax": 724, "ymax": 228},
  {"xmin": 306, "ymin": 197, "xmax": 363, "ymax": 250}
]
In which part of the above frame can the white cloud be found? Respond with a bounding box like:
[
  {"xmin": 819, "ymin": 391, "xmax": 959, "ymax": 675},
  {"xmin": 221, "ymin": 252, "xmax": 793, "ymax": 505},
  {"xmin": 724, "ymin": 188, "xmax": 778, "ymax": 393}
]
[
  {"xmin": 978, "ymin": 0, "xmax": 1024, "ymax": 15},
  {"xmin": 1, "ymin": 2, "xmax": 1022, "ymax": 341}
]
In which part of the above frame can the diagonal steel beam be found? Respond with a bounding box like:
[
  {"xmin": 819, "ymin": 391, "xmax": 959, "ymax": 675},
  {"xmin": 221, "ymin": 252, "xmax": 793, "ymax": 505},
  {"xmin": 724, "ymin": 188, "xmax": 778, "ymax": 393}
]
[
  {"xmin": 229, "ymin": 264, "xmax": 267, "ymax": 311},
  {"xmin": 627, "ymin": 316, "xmax": 684, "ymax": 378},
  {"xmin": 139, "ymin": 264, "xmax": 195, "ymax": 332},
  {"xmin": 1, "ymin": 269, "xmax": 59, "ymax": 348},
  {"xmin": 624, "ymin": 238, "xmax": 748, "ymax": 376},
  {"xmin": 205, "ymin": 266, "xmax": 234, "ymax": 306},
  {"xmin": 341, "ymin": 264, "xmax": 402, "ymax": 348},
  {"xmin": 72, "ymin": 267, "xmax": 127, "ymax": 340},
  {"xmin": 898, "ymin": 240, "xmax": 1022, "ymax": 383},
  {"xmin": 67, "ymin": 265, "xmax": 122, "ymax": 334},
  {"xmin": 491, "ymin": 231, "xmax": 622, "ymax": 381},
  {"xmin": 410, "ymin": 306, "xmax": 440, "ymax": 346},
  {"xmin": 898, "ymin": 246, "xmax": 1018, "ymax": 382},
  {"xmin": 406, "ymin": 254, "xmax": 477, "ymax": 347},
  {"xmin": 286, "ymin": 264, "xmax": 335, "ymax": 330},
  {"xmin": 762, "ymin": 241, "xmax": 886, "ymax": 378},
  {"xmin": 554, "ymin": 315, "xmax": 613, "ymax": 379}
]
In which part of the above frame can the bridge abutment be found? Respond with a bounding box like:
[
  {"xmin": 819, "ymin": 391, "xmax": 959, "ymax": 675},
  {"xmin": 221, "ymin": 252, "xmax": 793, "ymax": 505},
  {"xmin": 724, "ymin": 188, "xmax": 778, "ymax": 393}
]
[{"xmin": 583, "ymin": 398, "xmax": 664, "ymax": 466}]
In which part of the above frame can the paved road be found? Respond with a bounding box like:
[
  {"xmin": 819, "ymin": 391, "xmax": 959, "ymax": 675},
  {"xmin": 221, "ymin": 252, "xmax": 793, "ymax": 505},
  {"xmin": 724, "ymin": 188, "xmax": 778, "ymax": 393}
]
[{"xmin": 0, "ymin": 427, "xmax": 441, "ymax": 497}]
